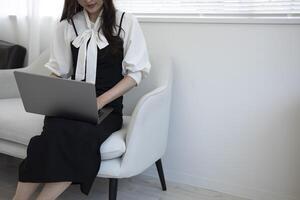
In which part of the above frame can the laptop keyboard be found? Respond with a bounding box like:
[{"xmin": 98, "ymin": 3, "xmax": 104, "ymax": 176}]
[{"xmin": 98, "ymin": 109, "xmax": 104, "ymax": 117}]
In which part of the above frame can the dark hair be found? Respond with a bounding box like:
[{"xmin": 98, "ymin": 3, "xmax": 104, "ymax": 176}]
[{"xmin": 60, "ymin": 0, "xmax": 124, "ymax": 55}]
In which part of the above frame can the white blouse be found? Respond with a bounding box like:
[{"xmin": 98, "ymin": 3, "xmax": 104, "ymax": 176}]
[{"xmin": 44, "ymin": 9, "xmax": 151, "ymax": 86}]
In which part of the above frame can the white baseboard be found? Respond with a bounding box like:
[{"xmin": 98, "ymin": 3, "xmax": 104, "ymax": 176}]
[{"xmin": 142, "ymin": 165, "xmax": 297, "ymax": 200}]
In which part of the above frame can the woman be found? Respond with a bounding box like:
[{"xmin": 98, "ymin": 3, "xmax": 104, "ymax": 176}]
[{"xmin": 13, "ymin": 0, "xmax": 151, "ymax": 199}]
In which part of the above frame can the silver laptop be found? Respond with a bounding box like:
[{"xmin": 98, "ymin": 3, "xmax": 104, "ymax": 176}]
[{"xmin": 14, "ymin": 71, "xmax": 114, "ymax": 125}]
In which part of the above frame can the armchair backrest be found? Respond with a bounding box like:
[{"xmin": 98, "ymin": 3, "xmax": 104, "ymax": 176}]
[{"xmin": 123, "ymin": 54, "xmax": 173, "ymax": 115}]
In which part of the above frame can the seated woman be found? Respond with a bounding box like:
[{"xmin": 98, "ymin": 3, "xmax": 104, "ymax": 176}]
[{"xmin": 13, "ymin": 0, "xmax": 151, "ymax": 199}]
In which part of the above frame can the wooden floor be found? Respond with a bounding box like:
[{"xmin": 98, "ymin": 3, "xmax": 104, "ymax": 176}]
[{"xmin": 0, "ymin": 153, "xmax": 249, "ymax": 200}]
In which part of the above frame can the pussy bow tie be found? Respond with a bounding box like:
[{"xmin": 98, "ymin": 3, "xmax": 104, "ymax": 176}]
[{"xmin": 71, "ymin": 9, "xmax": 108, "ymax": 84}]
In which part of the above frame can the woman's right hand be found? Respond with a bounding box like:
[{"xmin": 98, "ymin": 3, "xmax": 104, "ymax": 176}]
[{"xmin": 50, "ymin": 73, "xmax": 61, "ymax": 78}]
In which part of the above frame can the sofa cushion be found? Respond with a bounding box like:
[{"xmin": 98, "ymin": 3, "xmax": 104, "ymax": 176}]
[
  {"xmin": 0, "ymin": 40, "xmax": 26, "ymax": 69},
  {"xmin": 0, "ymin": 98, "xmax": 130, "ymax": 160}
]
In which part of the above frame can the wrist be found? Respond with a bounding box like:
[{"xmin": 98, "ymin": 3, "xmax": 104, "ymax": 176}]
[{"xmin": 97, "ymin": 95, "xmax": 107, "ymax": 108}]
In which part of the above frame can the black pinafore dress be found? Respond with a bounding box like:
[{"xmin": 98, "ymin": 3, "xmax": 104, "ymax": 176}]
[{"xmin": 18, "ymin": 12, "xmax": 126, "ymax": 195}]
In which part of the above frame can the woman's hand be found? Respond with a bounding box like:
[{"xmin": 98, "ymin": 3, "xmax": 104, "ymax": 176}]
[
  {"xmin": 50, "ymin": 72, "xmax": 61, "ymax": 78},
  {"xmin": 96, "ymin": 75, "xmax": 137, "ymax": 110},
  {"xmin": 96, "ymin": 96, "xmax": 106, "ymax": 110}
]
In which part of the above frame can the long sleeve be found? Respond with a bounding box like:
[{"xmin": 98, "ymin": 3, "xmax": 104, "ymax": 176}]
[
  {"xmin": 44, "ymin": 20, "xmax": 72, "ymax": 79},
  {"xmin": 121, "ymin": 13, "xmax": 151, "ymax": 86}
]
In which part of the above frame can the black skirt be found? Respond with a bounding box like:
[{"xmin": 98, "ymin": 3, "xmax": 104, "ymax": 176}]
[{"xmin": 18, "ymin": 112, "xmax": 123, "ymax": 195}]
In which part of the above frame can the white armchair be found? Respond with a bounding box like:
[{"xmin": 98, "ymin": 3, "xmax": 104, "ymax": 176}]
[
  {"xmin": 102, "ymin": 51, "xmax": 173, "ymax": 199},
  {"xmin": 0, "ymin": 49, "xmax": 173, "ymax": 200}
]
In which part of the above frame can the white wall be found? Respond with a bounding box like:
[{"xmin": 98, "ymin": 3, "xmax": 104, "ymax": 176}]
[
  {"xmin": 1, "ymin": 17, "xmax": 299, "ymax": 200},
  {"xmin": 140, "ymin": 21, "xmax": 300, "ymax": 200}
]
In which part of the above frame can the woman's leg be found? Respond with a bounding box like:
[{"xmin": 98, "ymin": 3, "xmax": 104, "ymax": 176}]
[
  {"xmin": 36, "ymin": 181, "xmax": 72, "ymax": 200},
  {"xmin": 13, "ymin": 181, "xmax": 40, "ymax": 200}
]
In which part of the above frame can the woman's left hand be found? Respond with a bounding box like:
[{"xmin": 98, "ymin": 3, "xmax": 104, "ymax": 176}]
[{"xmin": 96, "ymin": 96, "xmax": 106, "ymax": 110}]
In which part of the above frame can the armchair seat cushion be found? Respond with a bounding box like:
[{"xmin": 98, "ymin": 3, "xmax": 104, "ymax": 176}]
[{"xmin": 0, "ymin": 98, "xmax": 130, "ymax": 160}]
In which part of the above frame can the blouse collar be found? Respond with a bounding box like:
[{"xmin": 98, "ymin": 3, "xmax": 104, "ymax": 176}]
[
  {"xmin": 72, "ymin": 8, "xmax": 109, "ymax": 84},
  {"xmin": 83, "ymin": 8, "xmax": 102, "ymax": 31}
]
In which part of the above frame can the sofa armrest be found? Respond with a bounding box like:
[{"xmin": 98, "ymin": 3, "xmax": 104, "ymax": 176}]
[
  {"xmin": 0, "ymin": 50, "xmax": 50, "ymax": 99},
  {"xmin": 0, "ymin": 67, "xmax": 29, "ymax": 99}
]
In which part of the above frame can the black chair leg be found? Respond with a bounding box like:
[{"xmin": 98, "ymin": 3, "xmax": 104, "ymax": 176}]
[
  {"xmin": 109, "ymin": 178, "xmax": 118, "ymax": 200},
  {"xmin": 155, "ymin": 158, "xmax": 167, "ymax": 191}
]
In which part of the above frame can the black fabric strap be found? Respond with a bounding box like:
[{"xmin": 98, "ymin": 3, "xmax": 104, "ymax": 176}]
[
  {"xmin": 70, "ymin": 18, "xmax": 79, "ymax": 36},
  {"xmin": 117, "ymin": 12, "xmax": 125, "ymax": 37}
]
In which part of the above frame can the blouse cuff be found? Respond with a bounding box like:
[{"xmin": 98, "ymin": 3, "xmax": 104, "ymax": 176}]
[
  {"xmin": 127, "ymin": 71, "xmax": 142, "ymax": 86},
  {"xmin": 45, "ymin": 61, "xmax": 69, "ymax": 79}
]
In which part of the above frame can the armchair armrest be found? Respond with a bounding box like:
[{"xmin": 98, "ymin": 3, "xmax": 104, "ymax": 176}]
[{"xmin": 119, "ymin": 84, "xmax": 172, "ymax": 177}]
